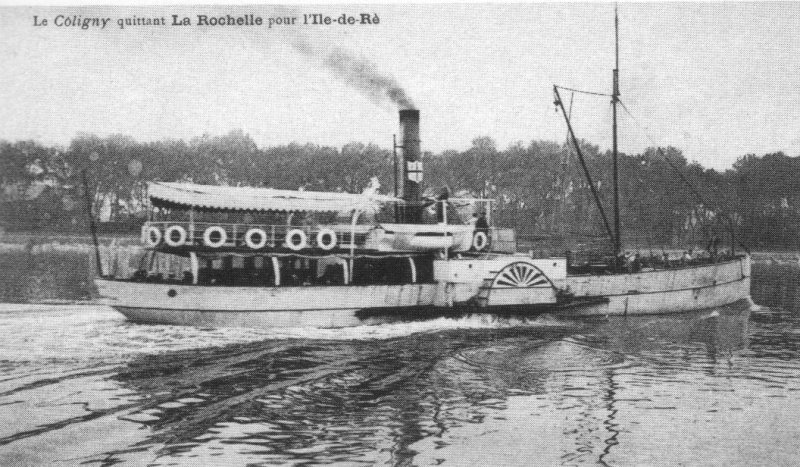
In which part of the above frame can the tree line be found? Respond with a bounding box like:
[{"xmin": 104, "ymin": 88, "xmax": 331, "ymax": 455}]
[{"xmin": 1, "ymin": 130, "xmax": 797, "ymax": 250}]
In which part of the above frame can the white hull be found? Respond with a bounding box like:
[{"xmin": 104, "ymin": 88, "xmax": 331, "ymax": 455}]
[
  {"xmin": 96, "ymin": 256, "xmax": 752, "ymax": 327},
  {"xmin": 96, "ymin": 280, "xmax": 440, "ymax": 328},
  {"xmin": 561, "ymin": 255, "xmax": 752, "ymax": 316},
  {"xmin": 114, "ymin": 306, "xmax": 376, "ymax": 328}
]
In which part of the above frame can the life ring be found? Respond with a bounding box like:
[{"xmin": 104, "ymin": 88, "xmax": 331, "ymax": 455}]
[
  {"xmin": 473, "ymin": 231, "xmax": 488, "ymax": 251},
  {"xmin": 245, "ymin": 228, "xmax": 268, "ymax": 249},
  {"xmin": 164, "ymin": 225, "xmax": 187, "ymax": 247},
  {"xmin": 144, "ymin": 226, "xmax": 162, "ymax": 247},
  {"xmin": 203, "ymin": 226, "xmax": 227, "ymax": 248},
  {"xmin": 285, "ymin": 229, "xmax": 307, "ymax": 251},
  {"xmin": 316, "ymin": 229, "xmax": 337, "ymax": 250}
]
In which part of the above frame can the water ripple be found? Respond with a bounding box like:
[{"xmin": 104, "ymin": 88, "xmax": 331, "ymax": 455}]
[{"xmin": 2, "ymin": 264, "xmax": 800, "ymax": 465}]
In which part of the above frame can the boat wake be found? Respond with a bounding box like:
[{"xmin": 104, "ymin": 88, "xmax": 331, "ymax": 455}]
[
  {"xmin": 261, "ymin": 312, "xmax": 582, "ymax": 341},
  {"xmin": 0, "ymin": 304, "xmax": 583, "ymax": 365},
  {"xmin": 454, "ymin": 337, "xmax": 629, "ymax": 375}
]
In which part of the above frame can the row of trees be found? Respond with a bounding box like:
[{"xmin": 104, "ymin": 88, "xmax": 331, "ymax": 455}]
[{"xmin": 1, "ymin": 130, "xmax": 798, "ymax": 250}]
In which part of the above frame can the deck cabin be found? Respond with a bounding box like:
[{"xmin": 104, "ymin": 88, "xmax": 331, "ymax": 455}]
[{"xmin": 128, "ymin": 182, "xmax": 516, "ymax": 288}]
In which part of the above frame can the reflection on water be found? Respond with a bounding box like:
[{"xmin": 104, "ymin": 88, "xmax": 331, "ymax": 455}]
[
  {"xmin": 1, "ymin": 263, "xmax": 800, "ymax": 465},
  {"xmin": 752, "ymin": 262, "xmax": 800, "ymax": 312},
  {"xmin": 0, "ymin": 249, "xmax": 95, "ymax": 303}
]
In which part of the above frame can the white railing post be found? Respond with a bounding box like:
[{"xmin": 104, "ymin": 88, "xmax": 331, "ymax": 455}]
[
  {"xmin": 443, "ymin": 200, "xmax": 448, "ymax": 260},
  {"xmin": 189, "ymin": 209, "xmax": 195, "ymax": 246},
  {"xmin": 190, "ymin": 251, "xmax": 199, "ymax": 284},
  {"xmin": 350, "ymin": 210, "xmax": 360, "ymax": 255},
  {"xmin": 271, "ymin": 257, "xmax": 280, "ymax": 286}
]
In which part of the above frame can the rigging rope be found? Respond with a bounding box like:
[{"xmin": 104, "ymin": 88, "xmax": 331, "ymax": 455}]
[
  {"xmin": 617, "ymin": 101, "xmax": 707, "ymax": 203},
  {"xmin": 618, "ymin": 100, "xmax": 712, "ymax": 206},
  {"xmin": 617, "ymin": 99, "xmax": 746, "ymax": 252},
  {"xmin": 555, "ymin": 85, "xmax": 611, "ymax": 98},
  {"xmin": 553, "ymin": 86, "xmax": 617, "ymax": 248}
]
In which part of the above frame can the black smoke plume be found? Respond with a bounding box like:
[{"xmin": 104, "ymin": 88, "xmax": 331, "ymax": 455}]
[{"xmin": 292, "ymin": 38, "xmax": 415, "ymax": 110}]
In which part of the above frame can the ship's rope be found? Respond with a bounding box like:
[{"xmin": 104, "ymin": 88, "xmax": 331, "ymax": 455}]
[
  {"xmin": 618, "ymin": 99, "xmax": 748, "ymax": 252},
  {"xmin": 555, "ymin": 85, "xmax": 611, "ymax": 98}
]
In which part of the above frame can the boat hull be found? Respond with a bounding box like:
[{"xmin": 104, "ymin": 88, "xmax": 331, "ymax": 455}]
[
  {"xmin": 96, "ymin": 280, "xmax": 441, "ymax": 328},
  {"xmin": 561, "ymin": 255, "xmax": 752, "ymax": 316},
  {"xmin": 113, "ymin": 305, "xmax": 374, "ymax": 328},
  {"xmin": 96, "ymin": 256, "xmax": 752, "ymax": 327}
]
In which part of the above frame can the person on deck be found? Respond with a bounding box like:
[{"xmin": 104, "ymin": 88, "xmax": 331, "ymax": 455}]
[
  {"xmin": 436, "ymin": 188, "xmax": 449, "ymax": 224},
  {"xmin": 632, "ymin": 253, "xmax": 642, "ymax": 272},
  {"xmin": 681, "ymin": 249, "xmax": 694, "ymax": 265},
  {"xmin": 467, "ymin": 213, "xmax": 479, "ymax": 251},
  {"xmin": 474, "ymin": 212, "xmax": 490, "ymax": 250},
  {"xmin": 468, "ymin": 213, "xmax": 479, "ymax": 230},
  {"xmin": 475, "ymin": 213, "xmax": 489, "ymax": 235},
  {"xmin": 662, "ymin": 251, "xmax": 671, "ymax": 268}
]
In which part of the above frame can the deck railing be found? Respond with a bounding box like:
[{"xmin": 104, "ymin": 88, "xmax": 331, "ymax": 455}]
[
  {"xmin": 143, "ymin": 221, "xmax": 372, "ymax": 249},
  {"xmin": 142, "ymin": 221, "xmax": 516, "ymax": 253}
]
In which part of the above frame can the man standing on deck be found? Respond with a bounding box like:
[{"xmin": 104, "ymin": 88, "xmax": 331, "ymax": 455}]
[
  {"xmin": 475, "ymin": 212, "xmax": 490, "ymax": 249},
  {"xmin": 476, "ymin": 212, "xmax": 489, "ymax": 234},
  {"xmin": 468, "ymin": 213, "xmax": 479, "ymax": 230},
  {"xmin": 467, "ymin": 213, "xmax": 479, "ymax": 251}
]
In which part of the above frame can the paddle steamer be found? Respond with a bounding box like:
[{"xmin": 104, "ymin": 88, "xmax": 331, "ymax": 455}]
[{"xmin": 95, "ymin": 11, "xmax": 751, "ymax": 327}]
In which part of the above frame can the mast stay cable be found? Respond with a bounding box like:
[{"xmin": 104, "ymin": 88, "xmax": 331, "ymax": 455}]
[
  {"xmin": 617, "ymin": 99, "xmax": 745, "ymax": 253},
  {"xmin": 554, "ymin": 85, "xmax": 611, "ymax": 98},
  {"xmin": 553, "ymin": 85, "xmax": 617, "ymax": 250}
]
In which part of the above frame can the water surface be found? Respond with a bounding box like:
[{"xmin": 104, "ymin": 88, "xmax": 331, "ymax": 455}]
[{"xmin": 0, "ymin": 261, "xmax": 797, "ymax": 465}]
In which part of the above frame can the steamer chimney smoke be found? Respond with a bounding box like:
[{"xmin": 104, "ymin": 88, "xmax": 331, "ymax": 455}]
[
  {"xmin": 292, "ymin": 39, "xmax": 415, "ymax": 110},
  {"xmin": 399, "ymin": 109, "xmax": 422, "ymax": 223}
]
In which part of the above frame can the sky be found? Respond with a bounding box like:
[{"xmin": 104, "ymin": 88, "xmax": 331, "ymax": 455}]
[{"xmin": 1, "ymin": 3, "xmax": 799, "ymax": 170}]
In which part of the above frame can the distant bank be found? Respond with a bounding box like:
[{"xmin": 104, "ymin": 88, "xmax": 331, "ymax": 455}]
[{"xmin": 0, "ymin": 232, "xmax": 796, "ymax": 264}]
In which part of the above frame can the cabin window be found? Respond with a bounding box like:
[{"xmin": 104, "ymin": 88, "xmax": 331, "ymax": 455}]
[
  {"xmin": 195, "ymin": 254, "xmax": 276, "ymax": 286},
  {"xmin": 131, "ymin": 251, "xmax": 194, "ymax": 284},
  {"xmin": 316, "ymin": 257, "xmax": 346, "ymax": 285},
  {"xmin": 351, "ymin": 257, "xmax": 430, "ymax": 285},
  {"xmin": 276, "ymin": 256, "xmax": 346, "ymax": 286}
]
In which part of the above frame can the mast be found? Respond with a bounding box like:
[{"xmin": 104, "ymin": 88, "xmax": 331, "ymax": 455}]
[
  {"xmin": 612, "ymin": 5, "xmax": 622, "ymax": 255},
  {"xmin": 82, "ymin": 170, "xmax": 104, "ymax": 277},
  {"xmin": 554, "ymin": 86, "xmax": 616, "ymax": 246},
  {"xmin": 393, "ymin": 134, "xmax": 400, "ymax": 222}
]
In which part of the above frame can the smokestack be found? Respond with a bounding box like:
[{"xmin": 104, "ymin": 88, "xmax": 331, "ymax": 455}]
[{"xmin": 399, "ymin": 109, "xmax": 422, "ymax": 223}]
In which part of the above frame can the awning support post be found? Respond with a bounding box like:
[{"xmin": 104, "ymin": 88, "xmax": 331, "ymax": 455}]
[{"xmin": 271, "ymin": 257, "xmax": 280, "ymax": 286}]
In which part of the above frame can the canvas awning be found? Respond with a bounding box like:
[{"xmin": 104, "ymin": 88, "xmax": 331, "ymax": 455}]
[{"xmin": 148, "ymin": 182, "xmax": 401, "ymax": 213}]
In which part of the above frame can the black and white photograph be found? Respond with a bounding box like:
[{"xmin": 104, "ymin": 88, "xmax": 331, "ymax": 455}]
[{"xmin": 0, "ymin": 2, "xmax": 798, "ymax": 465}]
